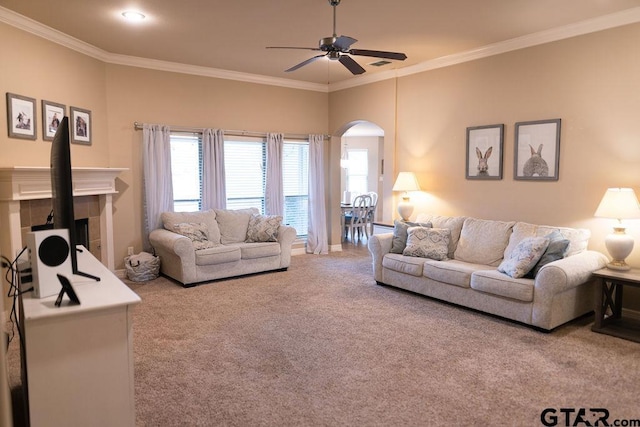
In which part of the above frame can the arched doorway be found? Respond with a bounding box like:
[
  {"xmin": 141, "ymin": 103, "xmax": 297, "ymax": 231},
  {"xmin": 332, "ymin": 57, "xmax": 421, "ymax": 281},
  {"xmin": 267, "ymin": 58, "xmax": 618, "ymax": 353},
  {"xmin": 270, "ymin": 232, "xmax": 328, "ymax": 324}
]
[{"xmin": 337, "ymin": 121, "xmax": 384, "ymax": 243}]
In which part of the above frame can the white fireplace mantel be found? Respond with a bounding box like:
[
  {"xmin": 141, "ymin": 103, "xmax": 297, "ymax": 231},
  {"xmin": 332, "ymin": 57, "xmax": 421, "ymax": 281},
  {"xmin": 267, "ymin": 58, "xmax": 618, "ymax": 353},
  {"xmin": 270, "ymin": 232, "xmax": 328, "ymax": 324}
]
[{"xmin": 0, "ymin": 167, "xmax": 127, "ymax": 270}]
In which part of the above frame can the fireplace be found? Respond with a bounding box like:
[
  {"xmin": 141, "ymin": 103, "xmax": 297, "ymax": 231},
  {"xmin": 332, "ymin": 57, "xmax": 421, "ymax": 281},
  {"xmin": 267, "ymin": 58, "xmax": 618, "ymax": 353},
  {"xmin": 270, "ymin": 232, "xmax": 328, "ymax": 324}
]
[
  {"xmin": 22, "ymin": 197, "xmax": 100, "ymax": 259},
  {"xmin": 0, "ymin": 166, "xmax": 126, "ymax": 271}
]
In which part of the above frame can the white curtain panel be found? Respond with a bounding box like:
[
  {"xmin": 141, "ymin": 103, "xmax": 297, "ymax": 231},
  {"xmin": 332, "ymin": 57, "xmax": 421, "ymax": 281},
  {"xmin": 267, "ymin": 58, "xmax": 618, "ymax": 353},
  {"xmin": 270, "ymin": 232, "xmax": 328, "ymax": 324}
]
[
  {"xmin": 306, "ymin": 134, "xmax": 328, "ymax": 254},
  {"xmin": 265, "ymin": 133, "xmax": 284, "ymax": 216},
  {"xmin": 202, "ymin": 128, "xmax": 226, "ymax": 210},
  {"xmin": 142, "ymin": 124, "xmax": 174, "ymax": 251}
]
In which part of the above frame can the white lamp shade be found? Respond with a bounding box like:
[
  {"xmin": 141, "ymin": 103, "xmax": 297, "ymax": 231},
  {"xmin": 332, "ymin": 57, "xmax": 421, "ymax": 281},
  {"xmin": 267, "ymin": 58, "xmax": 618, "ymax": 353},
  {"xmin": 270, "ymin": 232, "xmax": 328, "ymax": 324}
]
[
  {"xmin": 594, "ymin": 188, "xmax": 640, "ymax": 220},
  {"xmin": 392, "ymin": 172, "xmax": 421, "ymax": 192}
]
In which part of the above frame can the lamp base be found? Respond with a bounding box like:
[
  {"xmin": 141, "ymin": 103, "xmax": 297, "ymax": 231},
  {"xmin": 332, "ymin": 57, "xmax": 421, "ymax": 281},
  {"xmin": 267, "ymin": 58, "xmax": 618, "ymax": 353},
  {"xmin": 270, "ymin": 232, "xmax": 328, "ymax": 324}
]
[
  {"xmin": 397, "ymin": 199, "xmax": 414, "ymax": 221},
  {"xmin": 604, "ymin": 227, "xmax": 634, "ymax": 271},
  {"xmin": 606, "ymin": 260, "xmax": 631, "ymax": 271}
]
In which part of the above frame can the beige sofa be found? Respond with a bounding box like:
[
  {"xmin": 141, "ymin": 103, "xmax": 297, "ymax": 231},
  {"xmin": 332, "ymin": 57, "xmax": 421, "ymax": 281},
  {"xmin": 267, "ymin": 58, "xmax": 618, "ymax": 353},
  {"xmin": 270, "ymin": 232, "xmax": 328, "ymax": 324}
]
[
  {"xmin": 368, "ymin": 214, "xmax": 608, "ymax": 330},
  {"xmin": 149, "ymin": 208, "xmax": 296, "ymax": 287}
]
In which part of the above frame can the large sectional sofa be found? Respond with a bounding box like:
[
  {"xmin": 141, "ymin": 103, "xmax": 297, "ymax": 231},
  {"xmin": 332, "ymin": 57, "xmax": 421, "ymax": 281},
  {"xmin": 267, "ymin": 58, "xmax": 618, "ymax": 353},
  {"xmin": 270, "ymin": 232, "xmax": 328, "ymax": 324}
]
[
  {"xmin": 149, "ymin": 208, "xmax": 296, "ymax": 286},
  {"xmin": 368, "ymin": 214, "xmax": 608, "ymax": 330}
]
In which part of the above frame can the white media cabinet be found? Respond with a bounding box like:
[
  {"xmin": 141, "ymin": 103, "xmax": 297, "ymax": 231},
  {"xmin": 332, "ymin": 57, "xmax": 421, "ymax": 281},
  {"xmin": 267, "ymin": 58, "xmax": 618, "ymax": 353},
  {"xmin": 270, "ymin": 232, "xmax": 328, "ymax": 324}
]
[{"xmin": 19, "ymin": 247, "xmax": 140, "ymax": 426}]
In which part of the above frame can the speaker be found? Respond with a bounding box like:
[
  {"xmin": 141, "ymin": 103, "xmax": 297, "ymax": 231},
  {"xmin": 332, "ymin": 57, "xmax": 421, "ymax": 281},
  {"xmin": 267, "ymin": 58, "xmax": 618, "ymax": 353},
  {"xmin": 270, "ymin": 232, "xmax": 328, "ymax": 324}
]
[{"xmin": 26, "ymin": 229, "xmax": 73, "ymax": 298}]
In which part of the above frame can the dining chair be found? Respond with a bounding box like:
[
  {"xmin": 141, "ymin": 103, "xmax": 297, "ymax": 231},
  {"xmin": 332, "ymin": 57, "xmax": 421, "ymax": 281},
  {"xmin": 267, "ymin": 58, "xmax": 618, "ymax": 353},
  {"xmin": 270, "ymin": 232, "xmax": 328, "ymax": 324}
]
[
  {"xmin": 344, "ymin": 194, "xmax": 372, "ymax": 242},
  {"xmin": 366, "ymin": 191, "xmax": 378, "ymax": 235}
]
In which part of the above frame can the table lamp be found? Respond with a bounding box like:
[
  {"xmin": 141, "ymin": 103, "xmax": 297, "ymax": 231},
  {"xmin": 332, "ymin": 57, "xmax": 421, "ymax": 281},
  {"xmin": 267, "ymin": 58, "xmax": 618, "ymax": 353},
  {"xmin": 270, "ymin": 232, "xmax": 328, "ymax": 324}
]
[
  {"xmin": 594, "ymin": 187, "xmax": 640, "ymax": 271},
  {"xmin": 392, "ymin": 172, "xmax": 421, "ymax": 221}
]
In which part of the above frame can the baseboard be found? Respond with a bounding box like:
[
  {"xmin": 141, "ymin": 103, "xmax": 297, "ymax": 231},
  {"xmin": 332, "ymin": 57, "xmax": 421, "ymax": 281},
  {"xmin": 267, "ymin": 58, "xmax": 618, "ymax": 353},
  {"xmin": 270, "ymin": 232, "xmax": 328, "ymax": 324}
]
[
  {"xmin": 330, "ymin": 244, "xmax": 343, "ymax": 252},
  {"xmin": 115, "ymin": 269, "xmax": 126, "ymax": 280},
  {"xmin": 291, "ymin": 247, "xmax": 306, "ymax": 256}
]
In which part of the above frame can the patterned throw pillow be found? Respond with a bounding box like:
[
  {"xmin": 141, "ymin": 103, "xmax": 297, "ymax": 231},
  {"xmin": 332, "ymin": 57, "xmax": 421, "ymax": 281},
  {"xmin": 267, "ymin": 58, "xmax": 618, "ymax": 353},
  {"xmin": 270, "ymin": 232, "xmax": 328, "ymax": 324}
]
[
  {"xmin": 390, "ymin": 220, "xmax": 432, "ymax": 254},
  {"xmin": 498, "ymin": 236, "xmax": 550, "ymax": 279},
  {"xmin": 525, "ymin": 230, "xmax": 570, "ymax": 278},
  {"xmin": 402, "ymin": 227, "xmax": 450, "ymax": 261},
  {"xmin": 245, "ymin": 214, "xmax": 282, "ymax": 242},
  {"xmin": 172, "ymin": 222, "xmax": 216, "ymax": 250}
]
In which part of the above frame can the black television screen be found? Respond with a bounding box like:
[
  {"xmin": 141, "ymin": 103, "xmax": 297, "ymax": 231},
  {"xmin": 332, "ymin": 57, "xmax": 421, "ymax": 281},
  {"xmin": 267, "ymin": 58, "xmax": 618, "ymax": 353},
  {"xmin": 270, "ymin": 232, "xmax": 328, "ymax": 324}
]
[{"xmin": 50, "ymin": 116, "xmax": 99, "ymax": 281}]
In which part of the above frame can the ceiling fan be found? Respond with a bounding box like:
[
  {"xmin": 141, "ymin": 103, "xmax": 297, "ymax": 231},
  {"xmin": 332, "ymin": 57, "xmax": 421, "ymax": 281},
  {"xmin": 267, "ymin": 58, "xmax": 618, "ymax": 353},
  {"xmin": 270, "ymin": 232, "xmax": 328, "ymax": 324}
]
[{"xmin": 266, "ymin": 0, "xmax": 407, "ymax": 75}]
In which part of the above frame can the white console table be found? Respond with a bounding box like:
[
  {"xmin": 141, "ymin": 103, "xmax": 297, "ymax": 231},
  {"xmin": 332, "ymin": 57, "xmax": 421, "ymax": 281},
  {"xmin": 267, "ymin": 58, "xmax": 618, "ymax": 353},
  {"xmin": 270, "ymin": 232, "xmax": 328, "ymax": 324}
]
[{"xmin": 19, "ymin": 247, "xmax": 140, "ymax": 427}]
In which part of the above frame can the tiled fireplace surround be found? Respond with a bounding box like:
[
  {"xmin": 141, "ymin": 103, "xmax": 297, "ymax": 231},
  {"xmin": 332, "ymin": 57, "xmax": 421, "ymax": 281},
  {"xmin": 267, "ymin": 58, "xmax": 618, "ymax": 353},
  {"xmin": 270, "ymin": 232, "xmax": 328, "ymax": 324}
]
[{"xmin": 0, "ymin": 167, "xmax": 125, "ymax": 271}]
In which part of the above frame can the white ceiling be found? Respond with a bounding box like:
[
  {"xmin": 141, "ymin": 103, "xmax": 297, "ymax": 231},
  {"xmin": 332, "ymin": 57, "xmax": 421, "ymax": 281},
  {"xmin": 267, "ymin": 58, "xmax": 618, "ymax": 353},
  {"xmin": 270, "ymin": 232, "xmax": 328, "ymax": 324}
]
[{"xmin": 2, "ymin": 0, "xmax": 640, "ymax": 90}]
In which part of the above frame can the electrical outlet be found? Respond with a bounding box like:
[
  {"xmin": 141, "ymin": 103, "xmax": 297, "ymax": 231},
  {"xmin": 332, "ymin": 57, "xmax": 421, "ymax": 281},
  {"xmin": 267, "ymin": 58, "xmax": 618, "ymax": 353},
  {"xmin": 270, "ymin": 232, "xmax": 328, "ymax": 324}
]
[{"xmin": 127, "ymin": 246, "xmax": 134, "ymax": 256}]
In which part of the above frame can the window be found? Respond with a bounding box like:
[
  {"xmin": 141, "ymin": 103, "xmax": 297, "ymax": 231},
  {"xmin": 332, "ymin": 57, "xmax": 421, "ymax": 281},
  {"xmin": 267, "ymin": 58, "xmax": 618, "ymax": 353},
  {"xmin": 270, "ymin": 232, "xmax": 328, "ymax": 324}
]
[
  {"xmin": 170, "ymin": 132, "xmax": 202, "ymax": 212},
  {"xmin": 169, "ymin": 133, "xmax": 309, "ymax": 237},
  {"xmin": 346, "ymin": 148, "xmax": 368, "ymax": 195}
]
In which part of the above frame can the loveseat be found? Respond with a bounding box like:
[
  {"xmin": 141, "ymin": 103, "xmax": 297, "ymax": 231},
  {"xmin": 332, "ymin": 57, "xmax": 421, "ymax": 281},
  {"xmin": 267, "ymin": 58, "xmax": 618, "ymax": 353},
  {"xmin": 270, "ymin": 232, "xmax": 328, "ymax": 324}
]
[
  {"xmin": 368, "ymin": 214, "xmax": 608, "ymax": 330},
  {"xmin": 149, "ymin": 208, "xmax": 296, "ymax": 287}
]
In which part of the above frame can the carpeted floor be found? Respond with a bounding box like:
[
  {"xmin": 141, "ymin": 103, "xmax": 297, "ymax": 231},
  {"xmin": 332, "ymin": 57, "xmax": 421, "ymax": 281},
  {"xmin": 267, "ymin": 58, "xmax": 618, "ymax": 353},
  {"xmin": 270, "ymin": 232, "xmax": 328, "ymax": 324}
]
[{"xmin": 7, "ymin": 243, "xmax": 640, "ymax": 426}]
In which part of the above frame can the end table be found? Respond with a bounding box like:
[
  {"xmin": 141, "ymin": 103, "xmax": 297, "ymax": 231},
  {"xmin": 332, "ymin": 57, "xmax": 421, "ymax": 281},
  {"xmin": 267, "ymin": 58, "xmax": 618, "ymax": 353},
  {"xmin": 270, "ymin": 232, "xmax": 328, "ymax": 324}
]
[{"xmin": 591, "ymin": 268, "xmax": 640, "ymax": 343}]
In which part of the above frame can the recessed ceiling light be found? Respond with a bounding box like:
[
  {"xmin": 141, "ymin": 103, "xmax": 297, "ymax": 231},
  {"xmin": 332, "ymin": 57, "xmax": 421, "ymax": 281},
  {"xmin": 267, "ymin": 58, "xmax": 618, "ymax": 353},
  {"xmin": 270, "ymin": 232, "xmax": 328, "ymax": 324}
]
[{"xmin": 122, "ymin": 11, "xmax": 146, "ymax": 21}]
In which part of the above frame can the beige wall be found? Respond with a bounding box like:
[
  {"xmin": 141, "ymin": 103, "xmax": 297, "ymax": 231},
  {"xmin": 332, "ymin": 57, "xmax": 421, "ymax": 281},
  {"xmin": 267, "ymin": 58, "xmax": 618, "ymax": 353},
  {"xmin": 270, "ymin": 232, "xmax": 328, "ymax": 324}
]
[{"xmin": 330, "ymin": 23, "xmax": 640, "ymax": 308}]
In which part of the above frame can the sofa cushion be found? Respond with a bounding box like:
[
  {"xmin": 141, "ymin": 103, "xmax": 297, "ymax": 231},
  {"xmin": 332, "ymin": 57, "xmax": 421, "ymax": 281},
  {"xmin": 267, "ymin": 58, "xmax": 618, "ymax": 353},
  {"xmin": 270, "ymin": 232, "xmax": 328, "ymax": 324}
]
[
  {"xmin": 504, "ymin": 222, "xmax": 590, "ymax": 259},
  {"xmin": 230, "ymin": 242, "xmax": 281, "ymax": 260},
  {"xmin": 403, "ymin": 227, "xmax": 450, "ymax": 261},
  {"xmin": 423, "ymin": 260, "xmax": 490, "ymax": 288},
  {"xmin": 454, "ymin": 218, "xmax": 515, "ymax": 266},
  {"xmin": 382, "ymin": 254, "xmax": 425, "ymax": 277},
  {"xmin": 162, "ymin": 210, "xmax": 221, "ymax": 244},
  {"xmin": 415, "ymin": 214, "xmax": 466, "ymax": 258},
  {"xmin": 245, "ymin": 214, "xmax": 282, "ymax": 242},
  {"xmin": 214, "ymin": 208, "xmax": 259, "ymax": 244},
  {"xmin": 471, "ymin": 270, "xmax": 534, "ymax": 302},
  {"xmin": 525, "ymin": 230, "xmax": 570, "ymax": 279},
  {"xmin": 171, "ymin": 222, "xmax": 217, "ymax": 250},
  {"xmin": 498, "ymin": 236, "xmax": 549, "ymax": 278},
  {"xmin": 390, "ymin": 219, "xmax": 432, "ymax": 254},
  {"xmin": 195, "ymin": 245, "xmax": 241, "ymax": 266}
]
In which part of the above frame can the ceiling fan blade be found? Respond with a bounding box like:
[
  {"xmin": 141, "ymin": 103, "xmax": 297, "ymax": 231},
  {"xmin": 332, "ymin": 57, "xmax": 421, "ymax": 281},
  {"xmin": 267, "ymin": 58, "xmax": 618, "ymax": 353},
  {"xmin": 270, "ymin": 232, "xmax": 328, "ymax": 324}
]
[
  {"xmin": 349, "ymin": 49, "xmax": 407, "ymax": 61},
  {"xmin": 266, "ymin": 46, "xmax": 321, "ymax": 51},
  {"xmin": 285, "ymin": 54, "xmax": 327, "ymax": 72},
  {"xmin": 333, "ymin": 35, "xmax": 358, "ymax": 51},
  {"xmin": 338, "ymin": 54, "xmax": 365, "ymax": 75}
]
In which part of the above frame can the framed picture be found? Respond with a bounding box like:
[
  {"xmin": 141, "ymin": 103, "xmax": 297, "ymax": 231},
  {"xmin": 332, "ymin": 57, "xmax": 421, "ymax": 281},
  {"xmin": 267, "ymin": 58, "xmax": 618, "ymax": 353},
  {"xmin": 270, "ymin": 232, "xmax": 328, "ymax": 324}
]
[
  {"xmin": 465, "ymin": 124, "xmax": 504, "ymax": 180},
  {"xmin": 514, "ymin": 119, "xmax": 561, "ymax": 181},
  {"xmin": 42, "ymin": 100, "xmax": 66, "ymax": 141},
  {"xmin": 6, "ymin": 93, "xmax": 37, "ymax": 140},
  {"xmin": 70, "ymin": 106, "xmax": 92, "ymax": 145}
]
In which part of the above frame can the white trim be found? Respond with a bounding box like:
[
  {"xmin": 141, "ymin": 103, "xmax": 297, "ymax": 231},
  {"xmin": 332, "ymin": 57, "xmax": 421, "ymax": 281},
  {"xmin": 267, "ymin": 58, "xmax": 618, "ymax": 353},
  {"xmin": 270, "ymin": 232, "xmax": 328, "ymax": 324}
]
[
  {"xmin": 622, "ymin": 308, "xmax": 640, "ymax": 322},
  {"xmin": 1, "ymin": 5, "xmax": 639, "ymax": 93},
  {"xmin": 329, "ymin": 244, "xmax": 343, "ymax": 252}
]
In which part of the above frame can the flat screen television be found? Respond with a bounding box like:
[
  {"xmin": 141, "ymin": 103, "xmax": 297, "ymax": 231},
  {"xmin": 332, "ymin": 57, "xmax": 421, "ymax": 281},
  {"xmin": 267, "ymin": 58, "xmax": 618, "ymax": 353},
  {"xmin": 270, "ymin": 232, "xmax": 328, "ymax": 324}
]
[{"xmin": 50, "ymin": 116, "xmax": 99, "ymax": 282}]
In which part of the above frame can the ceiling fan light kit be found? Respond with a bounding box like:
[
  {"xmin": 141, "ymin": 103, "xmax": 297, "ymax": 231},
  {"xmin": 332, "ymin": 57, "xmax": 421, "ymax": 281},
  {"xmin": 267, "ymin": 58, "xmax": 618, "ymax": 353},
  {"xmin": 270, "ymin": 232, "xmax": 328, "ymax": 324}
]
[{"xmin": 266, "ymin": 0, "xmax": 407, "ymax": 75}]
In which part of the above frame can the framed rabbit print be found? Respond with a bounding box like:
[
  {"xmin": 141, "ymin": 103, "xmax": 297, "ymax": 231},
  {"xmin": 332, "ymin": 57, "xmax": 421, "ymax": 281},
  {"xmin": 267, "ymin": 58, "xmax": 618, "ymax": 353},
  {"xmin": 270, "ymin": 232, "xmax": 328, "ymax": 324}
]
[
  {"xmin": 466, "ymin": 124, "xmax": 504, "ymax": 180},
  {"xmin": 514, "ymin": 119, "xmax": 561, "ymax": 181}
]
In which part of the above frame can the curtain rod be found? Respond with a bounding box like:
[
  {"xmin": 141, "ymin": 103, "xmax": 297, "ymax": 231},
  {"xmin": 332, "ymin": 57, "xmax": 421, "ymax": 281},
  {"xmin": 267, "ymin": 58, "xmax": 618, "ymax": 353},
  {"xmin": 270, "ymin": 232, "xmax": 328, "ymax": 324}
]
[{"xmin": 133, "ymin": 122, "xmax": 329, "ymax": 140}]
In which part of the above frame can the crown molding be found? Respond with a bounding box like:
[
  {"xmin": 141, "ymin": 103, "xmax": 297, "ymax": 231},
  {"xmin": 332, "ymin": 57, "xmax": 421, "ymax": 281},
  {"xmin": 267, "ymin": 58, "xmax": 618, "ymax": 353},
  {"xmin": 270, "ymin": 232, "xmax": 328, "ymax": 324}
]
[{"xmin": 2, "ymin": 5, "xmax": 640, "ymax": 94}]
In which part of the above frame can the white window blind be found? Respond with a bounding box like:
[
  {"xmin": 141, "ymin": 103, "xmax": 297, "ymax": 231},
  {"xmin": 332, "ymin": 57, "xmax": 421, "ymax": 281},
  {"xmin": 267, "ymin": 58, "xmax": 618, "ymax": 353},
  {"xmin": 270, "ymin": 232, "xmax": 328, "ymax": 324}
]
[
  {"xmin": 283, "ymin": 141, "xmax": 309, "ymax": 237},
  {"xmin": 169, "ymin": 132, "xmax": 202, "ymax": 212},
  {"xmin": 224, "ymin": 139, "xmax": 266, "ymax": 212}
]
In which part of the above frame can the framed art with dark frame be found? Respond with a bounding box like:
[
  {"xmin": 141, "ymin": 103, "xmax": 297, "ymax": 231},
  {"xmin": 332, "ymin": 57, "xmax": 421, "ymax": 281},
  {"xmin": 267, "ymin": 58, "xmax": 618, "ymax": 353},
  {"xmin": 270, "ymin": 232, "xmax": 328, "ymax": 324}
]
[
  {"xmin": 42, "ymin": 100, "xmax": 66, "ymax": 141},
  {"xmin": 70, "ymin": 106, "xmax": 92, "ymax": 145},
  {"xmin": 6, "ymin": 92, "xmax": 37, "ymax": 140},
  {"xmin": 465, "ymin": 124, "xmax": 504, "ymax": 180},
  {"xmin": 514, "ymin": 119, "xmax": 561, "ymax": 181}
]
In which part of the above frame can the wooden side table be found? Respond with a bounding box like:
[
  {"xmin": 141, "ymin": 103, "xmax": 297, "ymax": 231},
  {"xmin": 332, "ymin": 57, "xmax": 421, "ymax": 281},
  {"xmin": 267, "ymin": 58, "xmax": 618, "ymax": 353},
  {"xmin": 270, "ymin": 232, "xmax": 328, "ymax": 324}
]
[{"xmin": 591, "ymin": 268, "xmax": 640, "ymax": 343}]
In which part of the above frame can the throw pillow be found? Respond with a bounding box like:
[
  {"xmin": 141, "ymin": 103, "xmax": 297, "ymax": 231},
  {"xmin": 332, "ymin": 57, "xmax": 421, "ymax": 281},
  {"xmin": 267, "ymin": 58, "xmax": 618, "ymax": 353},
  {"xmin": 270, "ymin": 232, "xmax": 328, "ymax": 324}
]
[
  {"xmin": 390, "ymin": 219, "xmax": 432, "ymax": 254},
  {"xmin": 245, "ymin": 214, "xmax": 282, "ymax": 242},
  {"xmin": 525, "ymin": 230, "xmax": 570, "ymax": 278},
  {"xmin": 172, "ymin": 222, "xmax": 216, "ymax": 250},
  {"xmin": 497, "ymin": 236, "xmax": 550, "ymax": 279},
  {"xmin": 214, "ymin": 208, "xmax": 259, "ymax": 244},
  {"xmin": 402, "ymin": 227, "xmax": 450, "ymax": 261}
]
